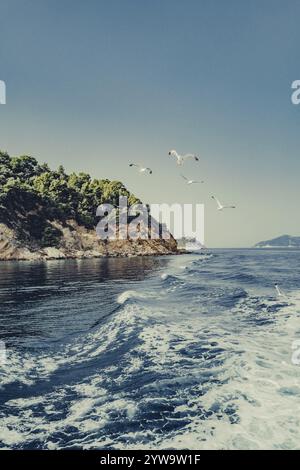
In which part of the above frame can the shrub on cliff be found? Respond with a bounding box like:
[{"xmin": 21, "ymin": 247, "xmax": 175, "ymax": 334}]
[{"xmin": 0, "ymin": 151, "xmax": 139, "ymax": 244}]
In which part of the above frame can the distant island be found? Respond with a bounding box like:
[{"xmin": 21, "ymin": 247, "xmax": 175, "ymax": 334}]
[
  {"xmin": 254, "ymin": 234, "xmax": 300, "ymax": 248},
  {"xmin": 0, "ymin": 151, "xmax": 178, "ymax": 260},
  {"xmin": 177, "ymin": 237, "xmax": 205, "ymax": 252}
]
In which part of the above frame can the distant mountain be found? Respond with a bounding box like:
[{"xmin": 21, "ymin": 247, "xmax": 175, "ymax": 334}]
[{"xmin": 254, "ymin": 235, "xmax": 300, "ymax": 248}]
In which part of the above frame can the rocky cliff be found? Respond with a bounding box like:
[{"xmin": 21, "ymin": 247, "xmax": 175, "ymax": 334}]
[
  {"xmin": 0, "ymin": 152, "xmax": 178, "ymax": 260},
  {"xmin": 0, "ymin": 220, "xmax": 178, "ymax": 260}
]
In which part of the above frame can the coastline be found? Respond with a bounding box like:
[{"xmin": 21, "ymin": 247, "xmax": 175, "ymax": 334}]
[
  {"xmin": 0, "ymin": 219, "xmax": 181, "ymax": 261},
  {"xmin": 0, "ymin": 250, "xmax": 186, "ymax": 262}
]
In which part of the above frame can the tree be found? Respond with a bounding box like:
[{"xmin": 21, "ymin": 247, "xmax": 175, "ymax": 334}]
[{"xmin": 0, "ymin": 150, "xmax": 141, "ymax": 237}]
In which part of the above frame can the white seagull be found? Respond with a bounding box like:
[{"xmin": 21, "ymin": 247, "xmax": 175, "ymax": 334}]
[
  {"xmin": 275, "ymin": 284, "xmax": 286, "ymax": 298},
  {"xmin": 181, "ymin": 175, "xmax": 204, "ymax": 185},
  {"xmin": 168, "ymin": 149, "xmax": 199, "ymax": 166},
  {"xmin": 129, "ymin": 163, "xmax": 152, "ymax": 175},
  {"xmin": 211, "ymin": 195, "xmax": 236, "ymax": 211}
]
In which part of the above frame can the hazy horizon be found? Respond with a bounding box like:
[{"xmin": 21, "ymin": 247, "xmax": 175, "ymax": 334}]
[{"xmin": 1, "ymin": 0, "xmax": 300, "ymax": 248}]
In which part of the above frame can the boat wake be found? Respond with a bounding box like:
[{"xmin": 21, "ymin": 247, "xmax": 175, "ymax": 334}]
[{"xmin": 1, "ymin": 250, "xmax": 300, "ymax": 449}]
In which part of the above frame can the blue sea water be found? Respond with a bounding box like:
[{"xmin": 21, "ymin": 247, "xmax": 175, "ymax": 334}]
[{"xmin": 0, "ymin": 249, "xmax": 300, "ymax": 450}]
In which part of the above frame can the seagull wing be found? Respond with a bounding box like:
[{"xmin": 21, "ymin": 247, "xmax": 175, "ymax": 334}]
[
  {"xmin": 170, "ymin": 150, "xmax": 180, "ymax": 160},
  {"xmin": 181, "ymin": 174, "xmax": 188, "ymax": 181},
  {"xmin": 129, "ymin": 163, "xmax": 141, "ymax": 169},
  {"xmin": 183, "ymin": 153, "xmax": 199, "ymax": 162},
  {"xmin": 145, "ymin": 168, "xmax": 153, "ymax": 174},
  {"xmin": 212, "ymin": 196, "xmax": 223, "ymax": 209}
]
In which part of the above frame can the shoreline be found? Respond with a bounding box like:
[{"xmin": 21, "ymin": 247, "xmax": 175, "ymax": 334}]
[
  {"xmin": 0, "ymin": 249, "xmax": 188, "ymax": 262},
  {"xmin": 0, "ymin": 221, "xmax": 181, "ymax": 262}
]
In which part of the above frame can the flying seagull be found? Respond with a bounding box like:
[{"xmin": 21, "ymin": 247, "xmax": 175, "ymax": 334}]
[
  {"xmin": 181, "ymin": 175, "xmax": 204, "ymax": 185},
  {"xmin": 129, "ymin": 163, "xmax": 152, "ymax": 174},
  {"xmin": 275, "ymin": 284, "xmax": 286, "ymax": 298},
  {"xmin": 168, "ymin": 149, "xmax": 199, "ymax": 166},
  {"xmin": 211, "ymin": 196, "xmax": 236, "ymax": 211}
]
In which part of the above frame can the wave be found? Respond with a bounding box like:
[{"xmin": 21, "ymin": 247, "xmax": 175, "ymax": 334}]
[
  {"xmin": 2, "ymin": 251, "xmax": 300, "ymax": 449},
  {"xmin": 2, "ymin": 287, "xmax": 300, "ymax": 449},
  {"xmin": 117, "ymin": 290, "xmax": 149, "ymax": 305}
]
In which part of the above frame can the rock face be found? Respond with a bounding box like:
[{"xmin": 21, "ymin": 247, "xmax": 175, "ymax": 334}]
[
  {"xmin": 0, "ymin": 152, "xmax": 179, "ymax": 261},
  {"xmin": 254, "ymin": 234, "xmax": 300, "ymax": 248},
  {"xmin": 0, "ymin": 220, "xmax": 178, "ymax": 261}
]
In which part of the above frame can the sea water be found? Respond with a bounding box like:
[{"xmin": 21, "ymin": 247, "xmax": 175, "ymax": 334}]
[{"xmin": 0, "ymin": 249, "xmax": 300, "ymax": 449}]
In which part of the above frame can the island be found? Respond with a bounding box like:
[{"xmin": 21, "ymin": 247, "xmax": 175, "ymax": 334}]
[
  {"xmin": 177, "ymin": 237, "xmax": 205, "ymax": 252},
  {"xmin": 0, "ymin": 151, "xmax": 178, "ymax": 260},
  {"xmin": 254, "ymin": 234, "xmax": 300, "ymax": 248}
]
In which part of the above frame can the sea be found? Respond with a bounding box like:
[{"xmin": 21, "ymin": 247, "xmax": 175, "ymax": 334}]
[{"xmin": 0, "ymin": 249, "xmax": 300, "ymax": 450}]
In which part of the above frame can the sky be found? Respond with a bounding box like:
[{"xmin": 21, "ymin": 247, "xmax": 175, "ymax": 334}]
[{"xmin": 0, "ymin": 0, "xmax": 300, "ymax": 247}]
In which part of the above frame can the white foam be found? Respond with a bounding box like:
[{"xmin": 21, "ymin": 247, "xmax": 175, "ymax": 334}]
[
  {"xmin": 2, "ymin": 259, "xmax": 300, "ymax": 450},
  {"xmin": 160, "ymin": 273, "xmax": 169, "ymax": 280},
  {"xmin": 117, "ymin": 290, "xmax": 149, "ymax": 304}
]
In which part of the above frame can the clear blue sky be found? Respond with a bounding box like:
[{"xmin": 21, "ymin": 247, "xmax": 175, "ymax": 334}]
[{"xmin": 1, "ymin": 0, "xmax": 300, "ymax": 247}]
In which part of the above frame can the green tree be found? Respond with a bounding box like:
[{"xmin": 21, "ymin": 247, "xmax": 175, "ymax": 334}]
[{"xmin": 0, "ymin": 150, "xmax": 141, "ymax": 238}]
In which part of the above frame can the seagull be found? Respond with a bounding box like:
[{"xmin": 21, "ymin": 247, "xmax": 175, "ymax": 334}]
[
  {"xmin": 181, "ymin": 175, "xmax": 204, "ymax": 185},
  {"xmin": 129, "ymin": 163, "xmax": 152, "ymax": 174},
  {"xmin": 275, "ymin": 284, "xmax": 286, "ymax": 298},
  {"xmin": 168, "ymin": 149, "xmax": 199, "ymax": 166},
  {"xmin": 211, "ymin": 195, "xmax": 236, "ymax": 211}
]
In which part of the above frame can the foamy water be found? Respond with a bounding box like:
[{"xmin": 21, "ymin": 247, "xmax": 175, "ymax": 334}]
[{"xmin": 0, "ymin": 250, "xmax": 300, "ymax": 449}]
